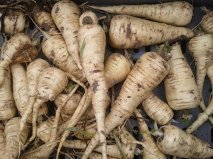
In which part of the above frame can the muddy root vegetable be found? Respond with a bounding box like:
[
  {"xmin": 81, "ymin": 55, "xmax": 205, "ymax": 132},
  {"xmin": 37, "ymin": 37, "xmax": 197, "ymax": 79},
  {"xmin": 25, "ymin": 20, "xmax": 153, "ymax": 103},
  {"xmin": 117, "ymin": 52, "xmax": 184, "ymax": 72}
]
[
  {"xmin": 142, "ymin": 93, "xmax": 174, "ymax": 125},
  {"xmin": 32, "ymin": 6, "xmax": 59, "ymax": 35},
  {"xmin": 81, "ymin": 52, "xmax": 170, "ymax": 159},
  {"xmin": 2, "ymin": 9, "xmax": 26, "ymax": 34},
  {"xmin": 201, "ymin": 11, "xmax": 213, "ymax": 34},
  {"xmin": 0, "ymin": 33, "xmax": 38, "ymax": 86},
  {"xmin": 188, "ymin": 34, "xmax": 213, "ymax": 122},
  {"xmin": 25, "ymin": 67, "xmax": 68, "ymax": 147},
  {"xmin": 0, "ymin": 125, "xmax": 5, "ymax": 156},
  {"xmin": 186, "ymin": 63, "xmax": 213, "ymax": 133},
  {"xmin": 91, "ymin": 1, "xmax": 193, "ymax": 26},
  {"xmin": 42, "ymin": 34, "xmax": 84, "ymax": 81},
  {"xmin": 19, "ymin": 58, "xmax": 50, "ymax": 136},
  {"xmin": 78, "ymin": 11, "xmax": 109, "ymax": 159},
  {"xmin": 135, "ymin": 110, "xmax": 166, "ymax": 159},
  {"xmin": 5, "ymin": 117, "xmax": 30, "ymax": 159},
  {"xmin": 157, "ymin": 125, "xmax": 213, "ymax": 158},
  {"xmin": 109, "ymin": 15, "xmax": 194, "ymax": 49},
  {"xmin": 0, "ymin": 69, "xmax": 16, "ymax": 120},
  {"xmin": 52, "ymin": 0, "xmax": 82, "ymax": 69},
  {"xmin": 164, "ymin": 43, "xmax": 200, "ymax": 110}
]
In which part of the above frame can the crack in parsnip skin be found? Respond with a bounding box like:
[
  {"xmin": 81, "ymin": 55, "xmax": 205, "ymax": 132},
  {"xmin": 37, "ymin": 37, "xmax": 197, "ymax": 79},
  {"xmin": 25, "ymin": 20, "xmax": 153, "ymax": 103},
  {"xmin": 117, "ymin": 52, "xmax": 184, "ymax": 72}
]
[
  {"xmin": 90, "ymin": 1, "xmax": 193, "ymax": 26},
  {"xmin": 135, "ymin": 110, "xmax": 166, "ymax": 159},
  {"xmin": 4, "ymin": 117, "xmax": 30, "ymax": 159},
  {"xmin": 81, "ymin": 52, "xmax": 170, "ymax": 159},
  {"xmin": 142, "ymin": 93, "xmax": 174, "ymax": 125},
  {"xmin": 186, "ymin": 63, "xmax": 213, "ymax": 133},
  {"xmin": 3, "ymin": 9, "xmax": 26, "ymax": 34},
  {"xmin": 201, "ymin": 11, "xmax": 213, "ymax": 34},
  {"xmin": 164, "ymin": 43, "xmax": 200, "ymax": 110},
  {"xmin": 109, "ymin": 15, "xmax": 194, "ymax": 49},
  {"xmin": 51, "ymin": 0, "xmax": 82, "ymax": 70},
  {"xmin": 0, "ymin": 69, "xmax": 16, "ymax": 120},
  {"xmin": 0, "ymin": 33, "xmax": 38, "ymax": 87},
  {"xmin": 188, "ymin": 34, "xmax": 213, "ymax": 123},
  {"xmin": 42, "ymin": 35, "xmax": 84, "ymax": 81},
  {"xmin": 158, "ymin": 125, "xmax": 213, "ymax": 158}
]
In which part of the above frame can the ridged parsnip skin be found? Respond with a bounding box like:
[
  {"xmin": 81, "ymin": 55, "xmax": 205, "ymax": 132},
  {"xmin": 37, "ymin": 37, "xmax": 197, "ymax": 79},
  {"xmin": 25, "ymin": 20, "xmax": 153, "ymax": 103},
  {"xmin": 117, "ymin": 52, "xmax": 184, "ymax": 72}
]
[
  {"xmin": 37, "ymin": 117, "xmax": 54, "ymax": 143},
  {"xmin": 81, "ymin": 52, "xmax": 170, "ymax": 159},
  {"xmin": 11, "ymin": 64, "xmax": 28, "ymax": 116},
  {"xmin": 201, "ymin": 11, "xmax": 213, "ymax": 34},
  {"xmin": 142, "ymin": 93, "xmax": 173, "ymax": 125},
  {"xmin": 109, "ymin": 15, "xmax": 194, "ymax": 49},
  {"xmin": 91, "ymin": 1, "xmax": 193, "ymax": 26},
  {"xmin": 105, "ymin": 53, "xmax": 132, "ymax": 88},
  {"xmin": 4, "ymin": 117, "xmax": 30, "ymax": 159},
  {"xmin": 188, "ymin": 34, "xmax": 213, "ymax": 113},
  {"xmin": 186, "ymin": 63, "xmax": 213, "ymax": 133},
  {"xmin": 135, "ymin": 110, "xmax": 166, "ymax": 159},
  {"xmin": 157, "ymin": 125, "xmax": 213, "ymax": 158},
  {"xmin": 32, "ymin": 7, "xmax": 59, "ymax": 35},
  {"xmin": 0, "ymin": 33, "xmax": 38, "ymax": 86},
  {"xmin": 51, "ymin": 0, "xmax": 82, "ymax": 69},
  {"xmin": 42, "ymin": 35, "xmax": 83, "ymax": 80},
  {"xmin": 0, "ymin": 126, "xmax": 5, "ymax": 156},
  {"xmin": 3, "ymin": 9, "xmax": 26, "ymax": 34},
  {"xmin": 54, "ymin": 93, "xmax": 82, "ymax": 122},
  {"xmin": 19, "ymin": 58, "xmax": 50, "ymax": 133},
  {"xmin": 164, "ymin": 43, "xmax": 199, "ymax": 110},
  {"xmin": 0, "ymin": 70, "xmax": 16, "ymax": 120},
  {"xmin": 79, "ymin": 22, "xmax": 109, "ymax": 158}
]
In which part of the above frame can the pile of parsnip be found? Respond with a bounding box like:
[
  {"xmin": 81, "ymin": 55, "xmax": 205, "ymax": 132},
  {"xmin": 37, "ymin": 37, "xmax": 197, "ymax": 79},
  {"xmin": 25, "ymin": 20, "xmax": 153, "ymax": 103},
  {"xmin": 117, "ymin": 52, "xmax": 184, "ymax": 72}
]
[{"xmin": 0, "ymin": 0, "xmax": 212, "ymax": 159}]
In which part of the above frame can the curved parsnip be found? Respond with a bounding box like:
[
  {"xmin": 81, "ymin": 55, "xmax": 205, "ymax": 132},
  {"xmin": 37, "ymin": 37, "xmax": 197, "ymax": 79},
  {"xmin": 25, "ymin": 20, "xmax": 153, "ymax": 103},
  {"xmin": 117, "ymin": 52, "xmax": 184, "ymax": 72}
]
[
  {"xmin": 91, "ymin": 1, "xmax": 193, "ymax": 26},
  {"xmin": 157, "ymin": 125, "xmax": 213, "ymax": 158},
  {"xmin": 0, "ymin": 69, "xmax": 16, "ymax": 120},
  {"xmin": 109, "ymin": 15, "xmax": 194, "ymax": 49},
  {"xmin": 51, "ymin": 0, "xmax": 82, "ymax": 69},
  {"xmin": 164, "ymin": 43, "xmax": 199, "ymax": 110},
  {"xmin": 78, "ymin": 11, "xmax": 109, "ymax": 159},
  {"xmin": 201, "ymin": 11, "xmax": 213, "ymax": 34},
  {"xmin": 5, "ymin": 117, "xmax": 30, "ymax": 159},
  {"xmin": 0, "ymin": 33, "xmax": 38, "ymax": 86},
  {"xmin": 3, "ymin": 9, "xmax": 26, "ymax": 34},
  {"xmin": 142, "ymin": 93, "xmax": 173, "ymax": 125},
  {"xmin": 81, "ymin": 52, "xmax": 170, "ymax": 159}
]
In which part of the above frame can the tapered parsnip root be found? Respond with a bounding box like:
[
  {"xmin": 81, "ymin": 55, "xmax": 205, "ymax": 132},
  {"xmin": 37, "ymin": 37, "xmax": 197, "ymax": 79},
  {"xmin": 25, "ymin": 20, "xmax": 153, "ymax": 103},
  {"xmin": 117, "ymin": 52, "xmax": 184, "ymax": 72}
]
[
  {"xmin": 109, "ymin": 15, "xmax": 194, "ymax": 49},
  {"xmin": 26, "ymin": 67, "xmax": 68, "ymax": 147},
  {"xmin": 31, "ymin": 6, "xmax": 59, "ymax": 35},
  {"xmin": 142, "ymin": 93, "xmax": 173, "ymax": 125},
  {"xmin": 157, "ymin": 125, "xmax": 213, "ymax": 158},
  {"xmin": 79, "ymin": 11, "xmax": 109, "ymax": 159},
  {"xmin": 186, "ymin": 63, "xmax": 213, "ymax": 133},
  {"xmin": 0, "ymin": 69, "xmax": 16, "ymax": 120},
  {"xmin": 19, "ymin": 58, "xmax": 50, "ymax": 136},
  {"xmin": 2, "ymin": 9, "xmax": 26, "ymax": 34},
  {"xmin": 0, "ymin": 125, "xmax": 5, "ymax": 156},
  {"xmin": 5, "ymin": 117, "xmax": 30, "ymax": 158},
  {"xmin": 164, "ymin": 43, "xmax": 200, "ymax": 110},
  {"xmin": 54, "ymin": 93, "xmax": 82, "ymax": 122},
  {"xmin": 135, "ymin": 110, "xmax": 166, "ymax": 159},
  {"xmin": 90, "ymin": 1, "xmax": 193, "ymax": 26},
  {"xmin": 42, "ymin": 34, "xmax": 84, "ymax": 80},
  {"xmin": 52, "ymin": 0, "xmax": 82, "ymax": 69},
  {"xmin": 0, "ymin": 33, "xmax": 38, "ymax": 86},
  {"xmin": 81, "ymin": 52, "xmax": 170, "ymax": 159},
  {"xmin": 201, "ymin": 11, "xmax": 213, "ymax": 34},
  {"xmin": 188, "ymin": 34, "xmax": 213, "ymax": 120}
]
